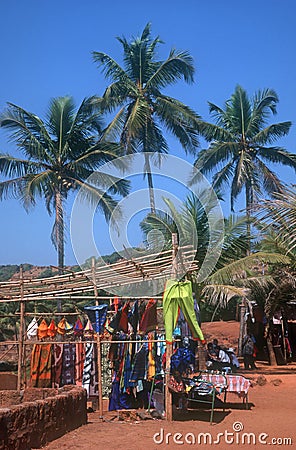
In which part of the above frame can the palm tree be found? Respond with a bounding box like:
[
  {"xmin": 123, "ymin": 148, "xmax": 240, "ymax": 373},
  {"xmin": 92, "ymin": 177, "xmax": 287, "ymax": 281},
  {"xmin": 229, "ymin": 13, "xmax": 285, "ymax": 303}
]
[
  {"xmin": 93, "ymin": 23, "xmax": 201, "ymax": 213},
  {"xmin": 192, "ymin": 85, "xmax": 295, "ymax": 250},
  {"xmin": 0, "ymin": 96, "xmax": 129, "ymax": 272},
  {"xmin": 141, "ymin": 195, "xmax": 289, "ymax": 362},
  {"xmin": 140, "ymin": 194, "xmax": 287, "ymax": 306}
]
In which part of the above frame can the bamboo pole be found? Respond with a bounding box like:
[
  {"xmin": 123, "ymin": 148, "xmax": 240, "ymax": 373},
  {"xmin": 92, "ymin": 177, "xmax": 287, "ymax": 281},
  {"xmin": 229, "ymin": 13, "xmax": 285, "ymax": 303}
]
[
  {"xmin": 164, "ymin": 233, "xmax": 178, "ymax": 422},
  {"xmin": 17, "ymin": 266, "xmax": 25, "ymax": 391},
  {"xmin": 92, "ymin": 258, "xmax": 103, "ymax": 420}
]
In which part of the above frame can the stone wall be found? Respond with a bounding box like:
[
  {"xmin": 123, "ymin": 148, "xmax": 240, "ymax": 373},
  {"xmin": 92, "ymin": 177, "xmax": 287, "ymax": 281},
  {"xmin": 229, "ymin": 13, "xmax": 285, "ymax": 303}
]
[{"xmin": 0, "ymin": 386, "xmax": 87, "ymax": 450}]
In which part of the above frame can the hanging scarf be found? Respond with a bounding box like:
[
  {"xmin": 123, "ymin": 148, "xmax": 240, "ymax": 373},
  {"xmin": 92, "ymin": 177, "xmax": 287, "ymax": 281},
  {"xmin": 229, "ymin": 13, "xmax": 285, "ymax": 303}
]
[
  {"xmin": 139, "ymin": 299, "xmax": 157, "ymax": 333},
  {"xmin": 61, "ymin": 343, "xmax": 76, "ymax": 385},
  {"xmin": 31, "ymin": 343, "xmax": 52, "ymax": 387},
  {"xmin": 52, "ymin": 343, "xmax": 63, "ymax": 387},
  {"xmin": 37, "ymin": 319, "xmax": 48, "ymax": 340},
  {"xmin": 47, "ymin": 319, "xmax": 57, "ymax": 338},
  {"xmin": 84, "ymin": 304, "xmax": 108, "ymax": 333},
  {"xmin": 75, "ymin": 342, "xmax": 86, "ymax": 385},
  {"xmin": 27, "ymin": 317, "xmax": 38, "ymax": 340}
]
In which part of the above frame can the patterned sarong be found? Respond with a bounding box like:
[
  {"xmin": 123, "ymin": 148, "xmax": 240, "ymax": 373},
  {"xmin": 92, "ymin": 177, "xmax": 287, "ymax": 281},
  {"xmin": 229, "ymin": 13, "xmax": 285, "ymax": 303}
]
[
  {"xmin": 61, "ymin": 343, "xmax": 76, "ymax": 385},
  {"xmin": 31, "ymin": 343, "xmax": 52, "ymax": 388}
]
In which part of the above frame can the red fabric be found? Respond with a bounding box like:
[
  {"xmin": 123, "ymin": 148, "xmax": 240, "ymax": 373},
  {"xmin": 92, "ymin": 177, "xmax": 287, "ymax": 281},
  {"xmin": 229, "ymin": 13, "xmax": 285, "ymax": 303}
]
[
  {"xmin": 139, "ymin": 299, "xmax": 157, "ymax": 333},
  {"xmin": 118, "ymin": 302, "xmax": 130, "ymax": 333}
]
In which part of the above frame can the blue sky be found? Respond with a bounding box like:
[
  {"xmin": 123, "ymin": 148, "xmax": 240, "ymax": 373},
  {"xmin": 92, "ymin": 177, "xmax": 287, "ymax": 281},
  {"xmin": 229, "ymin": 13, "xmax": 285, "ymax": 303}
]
[{"xmin": 0, "ymin": 0, "xmax": 296, "ymax": 266}]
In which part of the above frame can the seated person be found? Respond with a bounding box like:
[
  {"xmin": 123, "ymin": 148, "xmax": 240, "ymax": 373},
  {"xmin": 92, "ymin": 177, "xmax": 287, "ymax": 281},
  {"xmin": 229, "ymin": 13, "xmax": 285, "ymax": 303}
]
[{"xmin": 206, "ymin": 343, "xmax": 232, "ymax": 372}]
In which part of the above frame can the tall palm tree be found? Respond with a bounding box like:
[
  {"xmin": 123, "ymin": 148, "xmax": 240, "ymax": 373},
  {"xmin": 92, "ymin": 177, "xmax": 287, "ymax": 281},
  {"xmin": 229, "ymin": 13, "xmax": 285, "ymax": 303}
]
[
  {"xmin": 192, "ymin": 85, "xmax": 295, "ymax": 250},
  {"xmin": 0, "ymin": 96, "xmax": 129, "ymax": 271},
  {"xmin": 93, "ymin": 23, "xmax": 201, "ymax": 213}
]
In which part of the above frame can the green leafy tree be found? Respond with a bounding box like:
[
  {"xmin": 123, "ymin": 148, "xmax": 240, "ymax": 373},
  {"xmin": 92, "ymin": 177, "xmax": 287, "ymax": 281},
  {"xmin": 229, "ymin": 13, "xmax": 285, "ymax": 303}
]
[
  {"xmin": 0, "ymin": 96, "xmax": 129, "ymax": 271},
  {"xmin": 93, "ymin": 23, "xmax": 201, "ymax": 213},
  {"xmin": 192, "ymin": 85, "xmax": 295, "ymax": 250},
  {"xmin": 140, "ymin": 194, "xmax": 287, "ymax": 307}
]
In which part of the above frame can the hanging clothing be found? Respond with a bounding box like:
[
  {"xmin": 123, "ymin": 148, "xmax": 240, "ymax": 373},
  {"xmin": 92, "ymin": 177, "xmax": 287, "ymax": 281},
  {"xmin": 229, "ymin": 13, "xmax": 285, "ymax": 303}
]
[
  {"xmin": 57, "ymin": 318, "xmax": 66, "ymax": 335},
  {"xmin": 82, "ymin": 342, "xmax": 93, "ymax": 396},
  {"xmin": 37, "ymin": 319, "xmax": 48, "ymax": 340},
  {"xmin": 118, "ymin": 302, "xmax": 130, "ymax": 333},
  {"xmin": 176, "ymin": 297, "xmax": 201, "ymax": 336},
  {"xmin": 74, "ymin": 318, "xmax": 84, "ymax": 337},
  {"xmin": 27, "ymin": 317, "xmax": 38, "ymax": 340},
  {"xmin": 129, "ymin": 345, "xmax": 148, "ymax": 384},
  {"xmin": 163, "ymin": 279, "xmax": 204, "ymax": 343},
  {"xmin": 75, "ymin": 342, "xmax": 86, "ymax": 386},
  {"xmin": 61, "ymin": 343, "xmax": 76, "ymax": 385},
  {"xmin": 147, "ymin": 338, "xmax": 156, "ymax": 380},
  {"xmin": 128, "ymin": 300, "xmax": 139, "ymax": 334},
  {"xmin": 84, "ymin": 318, "xmax": 95, "ymax": 338},
  {"xmin": 52, "ymin": 343, "xmax": 63, "ymax": 387},
  {"xmin": 47, "ymin": 320, "xmax": 57, "ymax": 338},
  {"xmin": 84, "ymin": 304, "xmax": 108, "ymax": 333},
  {"xmin": 139, "ymin": 299, "xmax": 157, "ymax": 333},
  {"xmin": 31, "ymin": 343, "xmax": 52, "ymax": 387}
]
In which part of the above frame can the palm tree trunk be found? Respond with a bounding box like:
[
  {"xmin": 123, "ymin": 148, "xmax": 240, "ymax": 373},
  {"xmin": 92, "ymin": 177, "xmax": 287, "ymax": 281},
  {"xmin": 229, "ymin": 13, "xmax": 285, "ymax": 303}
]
[
  {"xmin": 144, "ymin": 153, "xmax": 156, "ymax": 214},
  {"xmin": 55, "ymin": 191, "xmax": 64, "ymax": 312},
  {"xmin": 245, "ymin": 183, "xmax": 252, "ymax": 255},
  {"xmin": 55, "ymin": 191, "xmax": 64, "ymax": 273},
  {"xmin": 265, "ymin": 325, "xmax": 277, "ymax": 366}
]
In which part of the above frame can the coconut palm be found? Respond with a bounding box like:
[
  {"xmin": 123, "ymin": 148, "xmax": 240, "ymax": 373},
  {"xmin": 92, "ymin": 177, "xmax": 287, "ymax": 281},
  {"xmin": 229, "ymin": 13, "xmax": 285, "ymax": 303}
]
[
  {"xmin": 192, "ymin": 85, "xmax": 295, "ymax": 250},
  {"xmin": 140, "ymin": 194, "xmax": 288, "ymax": 307},
  {"xmin": 93, "ymin": 23, "xmax": 201, "ymax": 213},
  {"xmin": 0, "ymin": 96, "xmax": 129, "ymax": 271}
]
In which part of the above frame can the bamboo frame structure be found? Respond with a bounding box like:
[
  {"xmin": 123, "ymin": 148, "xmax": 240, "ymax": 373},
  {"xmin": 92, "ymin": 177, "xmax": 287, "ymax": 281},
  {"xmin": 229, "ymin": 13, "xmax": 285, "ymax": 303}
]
[{"xmin": 0, "ymin": 241, "xmax": 193, "ymax": 421}]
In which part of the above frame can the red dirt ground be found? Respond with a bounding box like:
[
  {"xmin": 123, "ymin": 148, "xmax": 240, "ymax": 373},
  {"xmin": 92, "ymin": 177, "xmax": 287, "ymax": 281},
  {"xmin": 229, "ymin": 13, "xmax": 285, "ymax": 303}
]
[{"xmin": 41, "ymin": 320, "xmax": 296, "ymax": 449}]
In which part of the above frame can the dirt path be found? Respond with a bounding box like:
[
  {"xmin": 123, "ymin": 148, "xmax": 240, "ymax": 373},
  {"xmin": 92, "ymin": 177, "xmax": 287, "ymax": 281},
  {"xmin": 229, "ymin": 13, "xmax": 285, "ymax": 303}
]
[{"xmin": 42, "ymin": 372, "xmax": 296, "ymax": 450}]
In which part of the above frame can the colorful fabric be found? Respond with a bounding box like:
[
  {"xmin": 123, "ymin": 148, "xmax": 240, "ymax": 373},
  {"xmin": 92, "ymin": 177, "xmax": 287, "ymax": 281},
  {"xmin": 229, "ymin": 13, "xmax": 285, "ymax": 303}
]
[
  {"xmin": 170, "ymin": 347, "xmax": 195, "ymax": 374},
  {"xmin": 64, "ymin": 319, "xmax": 73, "ymax": 335},
  {"xmin": 52, "ymin": 343, "xmax": 63, "ymax": 387},
  {"xmin": 75, "ymin": 342, "xmax": 86, "ymax": 386},
  {"xmin": 118, "ymin": 302, "xmax": 130, "ymax": 333},
  {"xmin": 128, "ymin": 300, "xmax": 139, "ymax": 333},
  {"xmin": 129, "ymin": 346, "xmax": 148, "ymax": 384},
  {"xmin": 47, "ymin": 320, "xmax": 57, "ymax": 338},
  {"xmin": 61, "ymin": 343, "xmax": 76, "ymax": 385},
  {"xmin": 37, "ymin": 319, "xmax": 48, "ymax": 339},
  {"xmin": 27, "ymin": 317, "xmax": 38, "ymax": 340},
  {"xmin": 84, "ymin": 318, "xmax": 95, "ymax": 338},
  {"xmin": 74, "ymin": 318, "xmax": 84, "ymax": 336},
  {"xmin": 57, "ymin": 318, "xmax": 66, "ymax": 335},
  {"xmin": 163, "ymin": 280, "xmax": 204, "ymax": 343},
  {"xmin": 31, "ymin": 343, "xmax": 52, "ymax": 387},
  {"xmin": 82, "ymin": 342, "xmax": 94, "ymax": 397},
  {"xmin": 147, "ymin": 338, "xmax": 156, "ymax": 380},
  {"xmin": 199, "ymin": 373, "xmax": 251, "ymax": 395},
  {"xmin": 84, "ymin": 304, "xmax": 108, "ymax": 333},
  {"xmin": 139, "ymin": 299, "xmax": 157, "ymax": 333}
]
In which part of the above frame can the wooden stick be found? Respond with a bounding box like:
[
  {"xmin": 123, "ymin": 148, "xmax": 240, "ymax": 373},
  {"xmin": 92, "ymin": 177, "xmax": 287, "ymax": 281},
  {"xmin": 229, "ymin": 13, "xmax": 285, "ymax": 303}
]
[
  {"xmin": 17, "ymin": 267, "xmax": 24, "ymax": 391},
  {"xmin": 92, "ymin": 258, "xmax": 103, "ymax": 420}
]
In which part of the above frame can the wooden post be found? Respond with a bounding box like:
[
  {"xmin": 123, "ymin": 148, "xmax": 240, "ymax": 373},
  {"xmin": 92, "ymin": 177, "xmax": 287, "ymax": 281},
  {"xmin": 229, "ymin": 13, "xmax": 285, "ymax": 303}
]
[
  {"xmin": 92, "ymin": 258, "xmax": 103, "ymax": 419},
  {"xmin": 281, "ymin": 314, "xmax": 287, "ymax": 362},
  {"xmin": 164, "ymin": 233, "xmax": 178, "ymax": 421},
  {"xmin": 238, "ymin": 298, "xmax": 247, "ymax": 356},
  {"xmin": 17, "ymin": 266, "xmax": 24, "ymax": 391}
]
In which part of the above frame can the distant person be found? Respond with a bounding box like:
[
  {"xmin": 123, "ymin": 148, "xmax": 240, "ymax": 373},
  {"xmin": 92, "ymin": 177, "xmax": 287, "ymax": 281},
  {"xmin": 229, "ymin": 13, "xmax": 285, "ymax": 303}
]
[
  {"xmin": 242, "ymin": 334, "xmax": 257, "ymax": 370},
  {"xmin": 227, "ymin": 347, "xmax": 240, "ymax": 372}
]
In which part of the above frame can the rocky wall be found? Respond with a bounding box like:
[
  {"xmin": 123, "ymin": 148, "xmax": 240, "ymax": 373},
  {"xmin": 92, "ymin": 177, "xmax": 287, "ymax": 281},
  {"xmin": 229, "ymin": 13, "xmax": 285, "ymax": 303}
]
[{"xmin": 0, "ymin": 386, "xmax": 87, "ymax": 450}]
